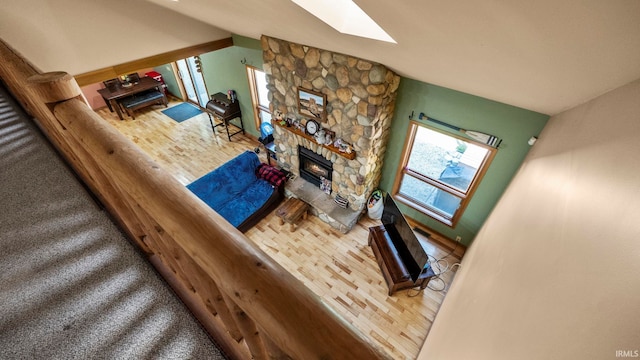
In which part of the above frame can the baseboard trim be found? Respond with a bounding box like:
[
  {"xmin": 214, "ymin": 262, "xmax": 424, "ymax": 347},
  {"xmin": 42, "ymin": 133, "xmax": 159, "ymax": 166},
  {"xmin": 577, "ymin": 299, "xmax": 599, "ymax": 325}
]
[{"xmin": 405, "ymin": 216, "xmax": 466, "ymax": 258}]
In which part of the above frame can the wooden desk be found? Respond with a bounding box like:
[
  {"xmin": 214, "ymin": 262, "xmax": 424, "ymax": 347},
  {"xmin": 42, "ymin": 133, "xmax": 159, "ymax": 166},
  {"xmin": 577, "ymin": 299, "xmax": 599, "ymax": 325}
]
[{"xmin": 97, "ymin": 77, "xmax": 164, "ymax": 120}]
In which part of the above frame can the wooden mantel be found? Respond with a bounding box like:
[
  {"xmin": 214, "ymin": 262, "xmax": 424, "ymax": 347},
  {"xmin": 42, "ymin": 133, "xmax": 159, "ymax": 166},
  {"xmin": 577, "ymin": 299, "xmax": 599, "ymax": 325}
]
[{"xmin": 274, "ymin": 120, "xmax": 357, "ymax": 160}]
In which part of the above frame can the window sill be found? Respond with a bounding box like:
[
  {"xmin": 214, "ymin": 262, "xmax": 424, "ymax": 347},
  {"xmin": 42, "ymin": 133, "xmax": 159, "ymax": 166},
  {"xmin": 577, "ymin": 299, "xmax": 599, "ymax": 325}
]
[{"xmin": 394, "ymin": 194, "xmax": 455, "ymax": 228}]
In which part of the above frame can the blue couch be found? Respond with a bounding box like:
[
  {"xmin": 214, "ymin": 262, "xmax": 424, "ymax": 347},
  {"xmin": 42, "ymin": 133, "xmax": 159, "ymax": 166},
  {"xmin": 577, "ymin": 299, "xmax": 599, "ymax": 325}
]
[{"xmin": 187, "ymin": 151, "xmax": 285, "ymax": 232}]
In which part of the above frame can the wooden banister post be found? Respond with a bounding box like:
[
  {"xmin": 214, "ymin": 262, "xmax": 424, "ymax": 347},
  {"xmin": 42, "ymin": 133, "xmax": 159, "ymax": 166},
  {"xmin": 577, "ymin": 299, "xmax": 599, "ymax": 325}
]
[
  {"xmin": 258, "ymin": 324, "xmax": 292, "ymax": 360},
  {"xmin": 28, "ymin": 71, "xmax": 83, "ymax": 104},
  {"xmin": 221, "ymin": 292, "xmax": 269, "ymax": 360}
]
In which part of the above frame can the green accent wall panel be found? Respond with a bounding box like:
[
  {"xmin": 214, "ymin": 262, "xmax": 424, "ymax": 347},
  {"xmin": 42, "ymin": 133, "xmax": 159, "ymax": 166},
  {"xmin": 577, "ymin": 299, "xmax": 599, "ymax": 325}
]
[{"xmin": 379, "ymin": 78, "xmax": 549, "ymax": 246}]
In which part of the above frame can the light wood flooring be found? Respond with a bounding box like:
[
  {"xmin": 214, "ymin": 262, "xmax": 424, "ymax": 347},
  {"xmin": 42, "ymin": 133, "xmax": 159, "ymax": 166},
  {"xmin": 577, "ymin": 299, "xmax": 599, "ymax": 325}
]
[{"xmin": 95, "ymin": 100, "xmax": 461, "ymax": 360}]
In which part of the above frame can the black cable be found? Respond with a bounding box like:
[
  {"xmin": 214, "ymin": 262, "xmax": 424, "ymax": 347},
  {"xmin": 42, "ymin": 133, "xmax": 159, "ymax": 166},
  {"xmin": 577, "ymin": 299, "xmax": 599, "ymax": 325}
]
[
  {"xmin": 405, "ymin": 240, "xmax": 461, "ymax": 297},
  {"xmin": 438, "ymin": 241, "xmax": 458, "ymax": 262}
]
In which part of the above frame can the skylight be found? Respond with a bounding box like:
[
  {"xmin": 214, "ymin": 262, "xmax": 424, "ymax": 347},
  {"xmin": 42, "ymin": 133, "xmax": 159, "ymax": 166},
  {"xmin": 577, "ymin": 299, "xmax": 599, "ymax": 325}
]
[{"xmin": 291, "ymin": 0, "xmax": 396, "ymax": 44}]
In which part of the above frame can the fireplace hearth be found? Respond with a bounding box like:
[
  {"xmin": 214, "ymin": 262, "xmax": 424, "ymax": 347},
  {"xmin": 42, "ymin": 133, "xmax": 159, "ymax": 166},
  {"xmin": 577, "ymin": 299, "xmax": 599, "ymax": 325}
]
[{"xmin": 299, "ymin": 146, "xmax": 332, "ymax": 188}]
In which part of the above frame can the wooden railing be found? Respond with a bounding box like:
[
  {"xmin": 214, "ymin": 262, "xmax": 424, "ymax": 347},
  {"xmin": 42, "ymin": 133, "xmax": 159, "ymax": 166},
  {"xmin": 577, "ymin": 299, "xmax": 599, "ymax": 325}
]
[{"xmin": 0, "ymin": 39, "xmax": 389, "ymax": 360}]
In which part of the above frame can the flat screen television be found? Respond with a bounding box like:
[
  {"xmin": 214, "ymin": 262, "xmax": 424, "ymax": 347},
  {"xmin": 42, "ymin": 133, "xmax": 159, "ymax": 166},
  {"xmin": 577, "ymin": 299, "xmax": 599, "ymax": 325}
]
[{"xmin": 380, "ymin": 194, "xmax": 429, "ymax": 282}]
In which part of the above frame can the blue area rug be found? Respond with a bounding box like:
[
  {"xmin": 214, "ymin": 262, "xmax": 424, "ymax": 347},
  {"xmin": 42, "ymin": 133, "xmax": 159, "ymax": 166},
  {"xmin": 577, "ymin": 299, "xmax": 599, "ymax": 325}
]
[{"xmin": 162, "ymin": 103, "xmax": 203, "ymax": 123}]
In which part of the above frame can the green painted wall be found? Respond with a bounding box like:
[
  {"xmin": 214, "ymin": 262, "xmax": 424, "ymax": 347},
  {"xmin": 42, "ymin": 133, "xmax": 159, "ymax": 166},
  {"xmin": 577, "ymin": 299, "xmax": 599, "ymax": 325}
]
[
  {"xmin": 199, "ymin": 35, "xmax": 264, "ymax": 138},
  {"xmin": 379, "ymin": 78, "xmax": 549, "ymax": 246},
  {"xmin": 153, "ymin": 63, "xmax": 180, "ymax": 98},
  {"xmin": 232, "ymin": 34, "xmax": 263, "ymax": 51}
]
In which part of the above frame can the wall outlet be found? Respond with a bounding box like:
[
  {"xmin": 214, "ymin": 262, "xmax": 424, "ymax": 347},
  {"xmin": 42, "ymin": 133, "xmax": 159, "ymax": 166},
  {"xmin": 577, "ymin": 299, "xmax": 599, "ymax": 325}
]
[{"xmin": 455, "ymin": 236, "xmax": 462, "ymax": 242}]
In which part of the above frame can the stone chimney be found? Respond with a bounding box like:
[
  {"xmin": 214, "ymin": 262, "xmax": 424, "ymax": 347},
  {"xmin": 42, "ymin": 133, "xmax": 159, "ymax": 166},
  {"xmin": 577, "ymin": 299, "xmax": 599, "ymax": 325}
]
[{"xmin": 261, "ymin": 35, "xmax": 400, "ymax": 216}]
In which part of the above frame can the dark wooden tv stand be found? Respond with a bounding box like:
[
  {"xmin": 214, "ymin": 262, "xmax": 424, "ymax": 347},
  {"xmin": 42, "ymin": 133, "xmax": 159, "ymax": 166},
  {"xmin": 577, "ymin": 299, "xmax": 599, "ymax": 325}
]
[{"xmin": 368, "ymin": 225, "xmax": 435, "ymax": 296}]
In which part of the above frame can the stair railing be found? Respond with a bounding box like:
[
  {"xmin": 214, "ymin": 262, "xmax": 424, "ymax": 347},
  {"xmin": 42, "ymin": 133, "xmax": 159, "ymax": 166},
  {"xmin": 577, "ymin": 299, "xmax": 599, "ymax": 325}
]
[{"xmin": 0, "ymin": 38, "xmax": 389, "ymax": 360}]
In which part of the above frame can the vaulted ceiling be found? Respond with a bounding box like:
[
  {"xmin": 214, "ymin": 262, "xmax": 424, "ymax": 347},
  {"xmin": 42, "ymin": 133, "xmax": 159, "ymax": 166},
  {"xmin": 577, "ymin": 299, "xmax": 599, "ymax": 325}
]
[{"xmin": 145, "ymin": 0, "xmax": 640, "ymax": 115}]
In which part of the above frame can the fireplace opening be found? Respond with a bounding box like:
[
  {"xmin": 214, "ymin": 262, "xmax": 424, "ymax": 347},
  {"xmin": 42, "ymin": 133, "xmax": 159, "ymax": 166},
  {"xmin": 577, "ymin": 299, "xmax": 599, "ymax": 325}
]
[{"xmin": 299, "ymin": 146, "xmax": 333, "ymax": 188}]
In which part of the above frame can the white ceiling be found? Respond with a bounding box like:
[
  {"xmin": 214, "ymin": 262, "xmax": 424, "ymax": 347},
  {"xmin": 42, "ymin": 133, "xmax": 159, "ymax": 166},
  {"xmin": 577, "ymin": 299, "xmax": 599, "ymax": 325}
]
[{"xmin": 146, "ymin": 0, "xmax": 640, "ymax": 115}]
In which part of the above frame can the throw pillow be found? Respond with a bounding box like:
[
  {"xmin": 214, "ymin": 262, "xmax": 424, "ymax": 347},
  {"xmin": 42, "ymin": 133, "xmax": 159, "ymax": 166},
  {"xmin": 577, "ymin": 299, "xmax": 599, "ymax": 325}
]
[{"xmin": 256, "ymin": 164, "xmax": 287, "ymax": 188}]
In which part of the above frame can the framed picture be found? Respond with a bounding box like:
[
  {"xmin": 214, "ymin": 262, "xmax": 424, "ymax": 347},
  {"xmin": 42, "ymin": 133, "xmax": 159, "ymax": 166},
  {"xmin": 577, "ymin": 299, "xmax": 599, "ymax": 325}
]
[{"xmin": 297, "ymin": 87, "xmax": 326, "ymax": 121}]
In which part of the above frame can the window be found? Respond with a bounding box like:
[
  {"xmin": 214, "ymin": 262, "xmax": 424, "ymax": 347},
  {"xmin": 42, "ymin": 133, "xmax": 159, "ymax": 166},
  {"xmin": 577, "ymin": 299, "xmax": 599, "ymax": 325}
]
[
  {"xmin": 246, "ymin": 65, "xmax": 272, "ymax": 130},
  {"xmin": 392, "ymin": 121, "xmax": 497, "ymax": 227}
]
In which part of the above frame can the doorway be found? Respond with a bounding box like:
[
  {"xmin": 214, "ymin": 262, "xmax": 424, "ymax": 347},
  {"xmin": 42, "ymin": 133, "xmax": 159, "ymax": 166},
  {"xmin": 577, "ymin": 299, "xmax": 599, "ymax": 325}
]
[{"xmin": 176, "ymin": 56, "xmax": 209, "ymax": 107}]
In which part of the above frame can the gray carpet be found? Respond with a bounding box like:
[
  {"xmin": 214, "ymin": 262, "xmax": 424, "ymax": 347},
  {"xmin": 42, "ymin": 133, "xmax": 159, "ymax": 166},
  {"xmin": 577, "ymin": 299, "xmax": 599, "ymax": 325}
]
[{"xmin": 0, "ymin": 84, "xmax": 226, "ymax": 360}]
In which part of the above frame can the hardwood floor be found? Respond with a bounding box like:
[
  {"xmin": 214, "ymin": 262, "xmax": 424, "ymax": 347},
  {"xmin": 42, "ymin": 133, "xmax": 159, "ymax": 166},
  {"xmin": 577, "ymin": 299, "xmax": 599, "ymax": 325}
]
[{"xmin": 95, "ymin": 100, "xmax": 461, "ymax": 360}]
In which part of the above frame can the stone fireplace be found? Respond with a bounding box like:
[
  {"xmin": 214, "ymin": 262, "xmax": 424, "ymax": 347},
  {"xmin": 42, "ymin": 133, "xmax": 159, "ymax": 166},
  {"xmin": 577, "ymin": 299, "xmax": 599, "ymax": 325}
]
[{"xmin": 261, "ymin": 36, "xmax": 400, "ymax": 231}]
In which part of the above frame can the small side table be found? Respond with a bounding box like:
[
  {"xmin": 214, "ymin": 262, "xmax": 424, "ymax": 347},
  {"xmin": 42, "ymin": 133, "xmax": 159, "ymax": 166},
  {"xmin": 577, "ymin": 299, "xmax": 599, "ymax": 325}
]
[{"xmin": 276, "ymin": 197, "xmax": 309, "ymax": 232}]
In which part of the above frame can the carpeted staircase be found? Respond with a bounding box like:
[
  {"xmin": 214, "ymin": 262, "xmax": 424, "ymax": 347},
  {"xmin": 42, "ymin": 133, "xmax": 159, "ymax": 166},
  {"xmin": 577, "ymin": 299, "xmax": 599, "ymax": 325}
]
[{"xmin": 0, "ymin": 84, "xmax": 226, "ymax": 360}]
